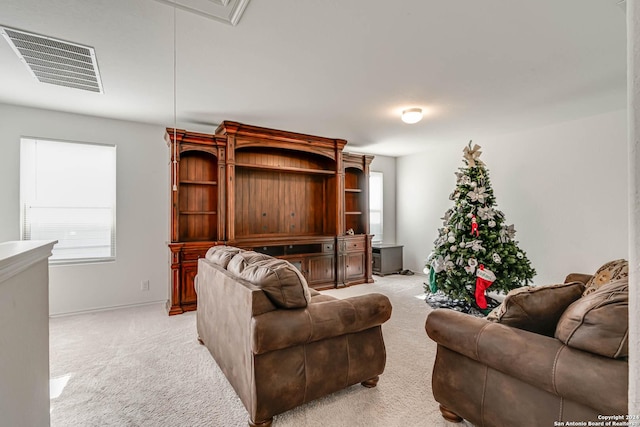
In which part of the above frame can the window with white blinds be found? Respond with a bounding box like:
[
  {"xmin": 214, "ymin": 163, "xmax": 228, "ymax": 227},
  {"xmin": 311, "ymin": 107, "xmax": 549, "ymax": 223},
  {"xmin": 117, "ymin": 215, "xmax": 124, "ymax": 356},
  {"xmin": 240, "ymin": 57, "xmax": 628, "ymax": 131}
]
[
  {"xmin": 20, "ymin": 138, "xmax": 116, "ymax": 264},
  {"xmin": 369, "ymin": 171, "xmax": 383, "ymax": 243}
]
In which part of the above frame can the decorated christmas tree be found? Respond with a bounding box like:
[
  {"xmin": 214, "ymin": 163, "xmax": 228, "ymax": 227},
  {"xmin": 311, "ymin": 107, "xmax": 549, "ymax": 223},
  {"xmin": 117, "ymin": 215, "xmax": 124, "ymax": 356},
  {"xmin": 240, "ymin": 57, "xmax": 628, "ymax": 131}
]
[{"xmin": 425, "ymin": 142, "xmax": 536, "ymax": 310}]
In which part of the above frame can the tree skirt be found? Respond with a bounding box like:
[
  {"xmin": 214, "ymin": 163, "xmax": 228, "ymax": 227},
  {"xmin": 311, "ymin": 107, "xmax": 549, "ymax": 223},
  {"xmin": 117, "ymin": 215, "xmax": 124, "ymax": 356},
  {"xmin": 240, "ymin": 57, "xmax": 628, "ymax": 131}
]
[{"xmin": 424, "ymin": 288, "xmax": 500, "ymax": 317}]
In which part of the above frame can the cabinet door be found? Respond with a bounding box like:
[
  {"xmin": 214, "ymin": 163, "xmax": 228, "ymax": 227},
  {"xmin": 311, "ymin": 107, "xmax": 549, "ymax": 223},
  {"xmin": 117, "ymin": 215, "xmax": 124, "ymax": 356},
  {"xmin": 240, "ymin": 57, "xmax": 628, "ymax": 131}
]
[
  {"xmin": 180, "ymin": 262, "xmax": 198, "ymax": 307},
  {"xmin": 307, "ymin": 254, "xmax": 335, "ymax": 286},
  {"xmin": 286, "ymin": 257, "xmax": 305, "ymax": 274},
  {"xmin": 345, "ymin": 252, "xmax": 365, "ymax": 281}
]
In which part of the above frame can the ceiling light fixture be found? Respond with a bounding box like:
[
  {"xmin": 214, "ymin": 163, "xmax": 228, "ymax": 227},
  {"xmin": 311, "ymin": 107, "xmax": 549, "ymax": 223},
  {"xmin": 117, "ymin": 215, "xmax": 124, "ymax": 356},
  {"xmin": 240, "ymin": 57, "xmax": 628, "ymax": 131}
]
[{"xmin": 401, "ymin": 108, "xmax": 423, "ymax": 124}]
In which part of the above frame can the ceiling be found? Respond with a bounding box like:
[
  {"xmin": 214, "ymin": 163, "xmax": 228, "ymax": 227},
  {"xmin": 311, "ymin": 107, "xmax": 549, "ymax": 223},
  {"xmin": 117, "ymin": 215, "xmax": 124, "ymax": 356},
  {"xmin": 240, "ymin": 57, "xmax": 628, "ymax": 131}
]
[{"xmin": 0, "ymin": 0, "xmax": 627, "ymax": 157}]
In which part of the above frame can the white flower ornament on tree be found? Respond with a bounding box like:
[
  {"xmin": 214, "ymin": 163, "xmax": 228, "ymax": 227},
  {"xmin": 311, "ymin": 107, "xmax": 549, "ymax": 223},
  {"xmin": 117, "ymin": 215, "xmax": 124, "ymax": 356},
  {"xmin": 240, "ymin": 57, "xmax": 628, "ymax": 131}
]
[
  {"xmin": 467, "ymin": 187, "xmax": 487, "ymax": 203},
  {"xmin": 441, "ymin": 209, "xmax": 453, "ymax": 224},
  {"xmin": 477, "ymin": 206, "xmax": 495, "ymax": 221},
  {"xmin": 432, "ymin": 255, "xmax": 445, "ymax": 272},
  {"xmin": 499, "ymin": 224, "xmax": 517, "ymax": 242},
  {"xmin": 468, "ymin": 240, "xmax": 485, "ymax": 252}
]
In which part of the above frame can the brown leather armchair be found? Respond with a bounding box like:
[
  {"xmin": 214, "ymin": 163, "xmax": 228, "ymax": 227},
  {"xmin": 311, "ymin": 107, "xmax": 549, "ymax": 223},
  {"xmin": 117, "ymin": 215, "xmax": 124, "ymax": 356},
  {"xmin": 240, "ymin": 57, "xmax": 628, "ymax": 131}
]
[
  {"xmin": 196, "ymin": 246, "xmax": 392, "ymax": 427},
  {"xmin": 425, "ymin": 273, "xmax": 628, "ymax": 427}
]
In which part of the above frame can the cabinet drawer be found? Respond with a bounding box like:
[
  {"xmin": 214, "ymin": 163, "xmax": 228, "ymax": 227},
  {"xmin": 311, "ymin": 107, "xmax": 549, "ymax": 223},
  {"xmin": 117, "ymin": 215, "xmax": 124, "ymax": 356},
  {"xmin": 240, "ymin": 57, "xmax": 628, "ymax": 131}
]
[
  {"xmin": 322, "ymin": 242, "xmax": 335, "ymax": 253},
  {"xmin": 182, "ymin": 250, "xmax": 205, "ymax": 261},
  {"xmin": 344, "ymin": 239, "xmax": 365, "ymax": 252}
]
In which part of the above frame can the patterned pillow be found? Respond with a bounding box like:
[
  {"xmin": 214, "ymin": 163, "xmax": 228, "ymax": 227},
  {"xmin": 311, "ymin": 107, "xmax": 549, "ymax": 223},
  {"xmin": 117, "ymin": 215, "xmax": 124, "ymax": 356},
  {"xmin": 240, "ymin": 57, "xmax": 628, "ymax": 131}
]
[
  {"xmin": 583, "ymin": 259, "xmax": 628, "ymax": 297},
  {"xmin": 487, "ymin": 282, "xmax": 585, "ymax": 336},
  {"xmin": 486, "ymin": 286, "xmax": 530, "ymax": 320}
]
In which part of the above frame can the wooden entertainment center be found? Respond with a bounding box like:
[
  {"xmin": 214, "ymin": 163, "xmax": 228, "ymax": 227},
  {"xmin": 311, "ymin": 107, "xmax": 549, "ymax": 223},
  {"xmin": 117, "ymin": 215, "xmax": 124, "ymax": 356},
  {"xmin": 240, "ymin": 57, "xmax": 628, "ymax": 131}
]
[{"xmin": 167, "ymin": 121, "xmax": 374, "ymax": 315}]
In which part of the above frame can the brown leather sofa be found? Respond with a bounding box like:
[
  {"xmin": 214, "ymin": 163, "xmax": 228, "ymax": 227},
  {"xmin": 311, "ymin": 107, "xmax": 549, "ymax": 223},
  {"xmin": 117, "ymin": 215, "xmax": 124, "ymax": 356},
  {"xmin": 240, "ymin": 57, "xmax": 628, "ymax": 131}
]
[
  {"xmin": 425, "ymin": 271, "xmax": 628, "ymax": 427},
  {"xmin": 195, "ymin": 246, "xmax": 392, "ymax": 427}
]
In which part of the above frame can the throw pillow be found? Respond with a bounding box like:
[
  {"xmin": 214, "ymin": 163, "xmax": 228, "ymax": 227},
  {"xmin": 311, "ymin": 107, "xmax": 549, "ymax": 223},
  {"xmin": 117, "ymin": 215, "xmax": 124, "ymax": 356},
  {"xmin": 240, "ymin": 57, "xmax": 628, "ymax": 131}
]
[
  {"xmin": 555, "ymin": 277, "xmax": 628, "ymax": 359},
  {"xmin": 227, "ymin": 251, "xmax": 272, "ymax": 275},
  {"xmin": 583, "ymin": 259, "xmax": 628, "ymax": 297},
  {"xmin": 486, "ymin": 281, "xmax": 585, "ymax": 336},
  {"xmin": 204, "ymin": 245, "xmax": 244, "ymax": 268},
  {"xmin": 239, "ymin": 258, "xmax": 312, "ymax": 309}
]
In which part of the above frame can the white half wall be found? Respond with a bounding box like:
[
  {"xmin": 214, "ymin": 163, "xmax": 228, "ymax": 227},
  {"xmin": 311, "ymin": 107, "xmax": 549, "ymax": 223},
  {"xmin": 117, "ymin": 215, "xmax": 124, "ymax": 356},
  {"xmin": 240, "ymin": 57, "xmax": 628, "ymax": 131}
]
[
  {"xmin": 0, "ymin": 104, "xmax": 169, "ymax": 315},
  {"xmin": 0, "ymin": 241, "xmax": 55, "ymax": 427},
  {"xmin": 398, "ymin": 109, "xmax": 628, "ymax": 285},
  {"xmin": 370, "ymin": 155, "xmax": 397, "ymax": 245}
]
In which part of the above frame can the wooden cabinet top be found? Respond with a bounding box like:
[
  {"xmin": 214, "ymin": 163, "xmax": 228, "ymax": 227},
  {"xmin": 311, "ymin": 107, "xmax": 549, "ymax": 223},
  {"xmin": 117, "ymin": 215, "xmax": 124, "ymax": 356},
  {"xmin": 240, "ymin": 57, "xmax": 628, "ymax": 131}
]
[
  {"xmin": 165, "ymin": 128, "xmax": 225, "ymax": 147},
  {"xmin": 216, "ymin": 121, "xmax": 347, "ymax": 160},
  {"xmin": 343, "ymin": 152, "xmax": 374, "ymax": 170}
]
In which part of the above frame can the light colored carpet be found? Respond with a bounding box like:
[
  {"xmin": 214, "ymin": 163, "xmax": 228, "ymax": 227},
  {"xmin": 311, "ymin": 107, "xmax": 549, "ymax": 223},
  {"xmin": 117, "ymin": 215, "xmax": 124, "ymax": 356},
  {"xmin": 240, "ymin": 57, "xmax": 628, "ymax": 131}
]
[{"xmin": 50, "ymin": 274, "xmax": 473, "ymax": 427}]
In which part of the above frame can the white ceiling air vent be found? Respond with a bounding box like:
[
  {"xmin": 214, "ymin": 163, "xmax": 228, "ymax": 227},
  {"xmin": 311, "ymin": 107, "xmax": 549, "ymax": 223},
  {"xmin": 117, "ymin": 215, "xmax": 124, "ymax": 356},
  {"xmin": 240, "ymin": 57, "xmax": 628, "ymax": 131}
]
[{"xmin": 1, "ymin": 26, "xmax": 103, "ymax": 93}]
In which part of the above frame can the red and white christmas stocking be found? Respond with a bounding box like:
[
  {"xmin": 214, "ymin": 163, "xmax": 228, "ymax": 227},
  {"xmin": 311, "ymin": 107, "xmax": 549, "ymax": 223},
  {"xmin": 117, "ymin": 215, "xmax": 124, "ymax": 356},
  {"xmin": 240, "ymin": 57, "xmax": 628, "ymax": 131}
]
[{"xmin": 475, "ymin": 264, "xmax": 496, "ymax": 309}]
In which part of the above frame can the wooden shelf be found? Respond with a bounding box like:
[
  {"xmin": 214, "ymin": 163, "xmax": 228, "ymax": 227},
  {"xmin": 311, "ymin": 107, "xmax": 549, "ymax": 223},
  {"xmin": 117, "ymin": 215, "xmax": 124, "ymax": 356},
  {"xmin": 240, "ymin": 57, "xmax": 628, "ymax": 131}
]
[
  {"xmin": 180, "ymin": 180, "xmax": 217, "ymax": 185},
  {"xmin": 345, "ymin": 188, "xmax": 362, "ymax": 193},
  {"xmin": 235, "ymin": 162, "xmax": 335, "ymax": 175}
]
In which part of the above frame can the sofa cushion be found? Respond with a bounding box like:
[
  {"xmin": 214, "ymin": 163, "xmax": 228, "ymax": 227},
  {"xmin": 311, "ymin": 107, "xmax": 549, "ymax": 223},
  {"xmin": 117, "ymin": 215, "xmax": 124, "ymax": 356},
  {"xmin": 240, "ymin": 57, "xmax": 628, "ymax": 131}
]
[
  {"xmin": 239, "ymin": 258, "xmax": 312, "ymax": 309},
  {"xmin": 555, "ymin": 278, "xmax": 628, "ymax": 359},
  {"xmin": 204, "ymin": 245, "xmax": 244, "ymax": 268},
  {"xmin": 227, "ymin": 251, "xmax": 272, "ymax": 275},
  {"xmin": 583, "ymin": 259, "xmax": 628, "ymax": 297},
  {"xmin": 487, "ymin": 281, "xmax": 585, "ymax": 336}
]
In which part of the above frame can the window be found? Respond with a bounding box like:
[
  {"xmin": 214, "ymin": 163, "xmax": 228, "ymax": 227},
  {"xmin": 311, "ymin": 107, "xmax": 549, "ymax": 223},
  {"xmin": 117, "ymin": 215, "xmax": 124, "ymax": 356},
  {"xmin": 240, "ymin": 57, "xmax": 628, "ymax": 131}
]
[
  {"xmin": 20, "ymin": 138, "xmax": 116, "ymax": 264},
  {"xmin": 369, "ymin": 171, "xmax": 383, "ymax": 243}
]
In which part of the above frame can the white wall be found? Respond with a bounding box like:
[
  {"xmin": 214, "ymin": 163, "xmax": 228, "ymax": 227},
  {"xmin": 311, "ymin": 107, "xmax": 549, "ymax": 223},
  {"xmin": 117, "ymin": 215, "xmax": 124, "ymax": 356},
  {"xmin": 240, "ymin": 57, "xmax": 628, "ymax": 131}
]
[
  {"xmin": 370, "ymin": 155, "xmax": 396, "ymax": 244},
  {"xmin": 398, "ymin": 109, "xmax": 628, "ymax": 285},
  {"xmin": 396, "ymin": 143, "xmax": 459, "ymax": 273},
  {"xmin": 0, "ymin": 104, "xmax": 169, "ymax": 315}
]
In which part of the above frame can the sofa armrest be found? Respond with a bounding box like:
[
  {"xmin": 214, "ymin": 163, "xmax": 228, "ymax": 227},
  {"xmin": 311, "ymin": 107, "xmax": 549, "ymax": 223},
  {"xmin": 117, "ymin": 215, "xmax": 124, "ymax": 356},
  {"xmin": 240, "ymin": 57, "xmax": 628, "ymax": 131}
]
[
  {"xmin": 251, "ymin": 293, "xmax": 392, "ymax": 354},
  {"xmin": 426, "ymin": 309, "xmax": 627, "ymax": 415}
]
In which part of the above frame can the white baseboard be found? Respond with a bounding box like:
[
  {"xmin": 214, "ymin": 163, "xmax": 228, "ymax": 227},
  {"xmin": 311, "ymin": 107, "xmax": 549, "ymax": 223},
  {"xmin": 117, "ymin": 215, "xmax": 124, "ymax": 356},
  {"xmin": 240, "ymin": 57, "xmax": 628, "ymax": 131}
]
[{"xmin": 49, "ymin": 300, "xmax": 167, "ymax": 318}]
